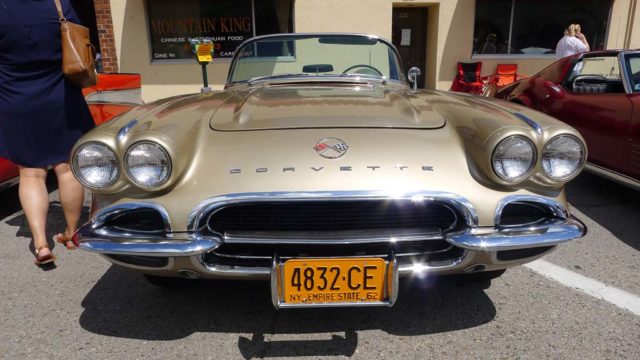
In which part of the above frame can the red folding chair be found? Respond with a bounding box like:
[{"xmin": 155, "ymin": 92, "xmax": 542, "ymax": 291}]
[
  {"xmin": 490, "ymin": 63, "xmax": 527, "ymax": 87},
  {"xmin": 450, "ymin": 62, "xmax": 490, "ymax": 95},
  {"xmin": 481, "ymin": 64, "xmax": 529, "ymax": 97}
]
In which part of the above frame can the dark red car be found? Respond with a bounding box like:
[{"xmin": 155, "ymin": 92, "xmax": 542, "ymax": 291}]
[
  {"xmin": 0, "ymin": 73, "xmax": 142, "ymax": 191},
  {"xmin": 495, "ymin": 50, "xmax": 640, "ymax": 189}
]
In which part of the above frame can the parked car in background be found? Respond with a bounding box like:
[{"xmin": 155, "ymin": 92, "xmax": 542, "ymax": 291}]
[
  {"xmin": 0, "ymin": 157, "xmax": 19, "ymax": 192},
  {"xmin": 72, "ymin": 33, "xmax": 587, "ymax": 309},
  {"xmin": 83, "ymin": 73, "xmax": 143, "ymax": 126},
  {"xmin": 495, "ymin": 50, "xmax": 640, "ymax": 190},
  {"xmin": 0, "ymin": 73, "xmax": 142, "ymax": 191}
]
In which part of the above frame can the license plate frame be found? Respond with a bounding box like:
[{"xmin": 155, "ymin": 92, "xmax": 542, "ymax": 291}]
[{"xmin": 270, "ymin": 255, "xmax": 398, "ymax": 309}]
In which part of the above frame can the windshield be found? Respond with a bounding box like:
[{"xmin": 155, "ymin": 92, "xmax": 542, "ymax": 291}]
[
  {"xmin": 625, "ymin": 53, "xmax": 640, "ymax": 92},
  {"xmin": 228, "ymin": 34, "xmax": 404, "ymax": 84}
]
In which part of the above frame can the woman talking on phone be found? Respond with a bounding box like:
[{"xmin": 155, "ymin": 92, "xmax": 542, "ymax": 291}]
[{"xmin": 556, "ymin": 23, "xmax": 590, "ymax": 58}]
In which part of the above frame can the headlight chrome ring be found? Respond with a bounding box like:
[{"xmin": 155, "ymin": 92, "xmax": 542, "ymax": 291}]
[
  {"xmin": 542, "ymin": 135, "xmax": 585, "ymax": 181},
  {"xmin": 72, "ymin": 142, "xmax": 120, "ymax": 189},
  {"xmin": 124, "ymin": 141, "xmax": 172, "ymax": 189},
  {"xmin": 492, "ymin": 135, "xmax": 537, "ymax": 182}
]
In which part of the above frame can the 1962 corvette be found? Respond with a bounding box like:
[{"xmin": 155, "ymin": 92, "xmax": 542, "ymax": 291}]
[{"xmin": 71, "ymin": 33, "xmax": 587, "ymax": 308}]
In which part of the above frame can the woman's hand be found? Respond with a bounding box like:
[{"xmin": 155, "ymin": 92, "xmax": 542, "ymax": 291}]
[{"xmin": 576, "ymin": 32, "xmax": 590, "ymax": 51}]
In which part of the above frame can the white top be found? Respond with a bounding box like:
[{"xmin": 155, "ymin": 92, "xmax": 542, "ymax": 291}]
[{"xmin": 556, "ymin": 35, "xmax": 588, "ymax": 58}]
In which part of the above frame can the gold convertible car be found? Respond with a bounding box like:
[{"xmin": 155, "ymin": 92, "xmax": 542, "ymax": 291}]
[{"xmin": 72, "ymin": 33, "xmax": 587, "ymax": 308}]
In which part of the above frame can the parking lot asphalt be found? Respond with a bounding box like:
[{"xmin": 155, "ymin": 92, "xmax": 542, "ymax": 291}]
[{"xmin": 0, "ymin": 172, "xmax": 639, "ymax": 359}]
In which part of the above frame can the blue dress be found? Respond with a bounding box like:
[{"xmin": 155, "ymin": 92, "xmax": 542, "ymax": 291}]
[{"xmin": 0, "ymin": 0, "xmax": 95, "ymax": 167}]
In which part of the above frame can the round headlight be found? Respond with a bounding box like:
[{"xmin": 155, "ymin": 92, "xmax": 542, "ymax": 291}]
[
  {"xmin": 72, "ymin": 142, "xmax": 119, "ymax": 188},
  {"xmin": 125, "ymin": 142, "xmax": 171, "ymax": 188},
  {"xmin": 542, "ymin": 135, "xmax": 585, "ymax": 180},
  {"xmin": 492, "ymin": 135, "xmax": 536, "ymax": 182}
]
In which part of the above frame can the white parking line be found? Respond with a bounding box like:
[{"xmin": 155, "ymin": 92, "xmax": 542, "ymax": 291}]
[{"xmin": 524, "ymin": 260, "xmax": 640, "ymax": 317}]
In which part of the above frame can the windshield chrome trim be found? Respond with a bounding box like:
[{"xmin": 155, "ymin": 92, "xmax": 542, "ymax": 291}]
[
  {"xmin": 619, "ymin": 51, "xmax": 634, "ymax": 95},
  {"xmin": 227, "ymin": 33, "xmax": 407, "ymax": 86},
  {"xmin": 226, "ymin": 76, "xmax": 406, "ymax": 90},
  {"xmin": 247, "ymin": 74, "xmax": 391, "ymax": 87}
]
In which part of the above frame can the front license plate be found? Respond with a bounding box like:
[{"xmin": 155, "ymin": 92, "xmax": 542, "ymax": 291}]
[{"xmin": 281, "ymin": 258, "xmax": 387, "ymax": 305}]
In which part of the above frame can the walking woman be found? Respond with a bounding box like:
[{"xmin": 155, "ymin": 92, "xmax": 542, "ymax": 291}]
[{"xmin": 0, "ymin": 0, "xmax": 94, "ymax": 265}]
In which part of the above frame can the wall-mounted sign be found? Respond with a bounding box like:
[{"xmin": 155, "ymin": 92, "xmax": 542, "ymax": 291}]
[{"xmin": 147, "ymin": 0, "xmax": 253, "ymax": 61}]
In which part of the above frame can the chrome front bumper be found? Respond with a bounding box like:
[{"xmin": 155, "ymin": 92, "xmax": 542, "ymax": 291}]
[
  {"xmin": 75, "ymin": 191, "xmax": 586, "ymax": 278},
  {"xmin": 447, "ymin": 217, "xmax": 586, "ymax": 251},
  {"xmin": 78, "ymin": 235, "xmax": 218, "ymax": 257},
  {"xmin": 76, "ymin": 215, "xmax": 585, "ymax": 256}
]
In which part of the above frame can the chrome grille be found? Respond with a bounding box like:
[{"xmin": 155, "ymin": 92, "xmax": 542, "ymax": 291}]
[
  {"xmin": 200, "ymin": 199, "xmax": 464, "ymax": 268},
  {"xmin": 203, "ymin": 240, "xmax": 465, "ymax": 268},
  {"xmin": 206, "ymin": 200, "xmax": 458, "ymax": 234}
]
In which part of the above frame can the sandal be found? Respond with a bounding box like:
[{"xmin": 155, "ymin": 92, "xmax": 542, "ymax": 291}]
[
  {"xmin": 34, "ymin": 244, "xmax": 56, "ymax": 265},
  {"xmin": 54, "ymin": 233, "xmax": 77, "ymax": 250}
]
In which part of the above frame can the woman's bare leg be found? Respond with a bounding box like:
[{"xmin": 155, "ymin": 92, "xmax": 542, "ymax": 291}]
[
  {"xmin": 53, "ymin": 162, "xmax": 84, "ymax": 244},
  {"xmin": 18, "ymin": 167, "xmax": 51, "ymax": 257}
]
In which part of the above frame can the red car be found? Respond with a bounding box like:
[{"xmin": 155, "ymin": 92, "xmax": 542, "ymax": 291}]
[
  {"xmin": 0, "ymin": 73, "xmax": 142, "ymax": 191},
  {"xmin": 495, "ymin": 50, "xmax": 640, "ymax": 189}
]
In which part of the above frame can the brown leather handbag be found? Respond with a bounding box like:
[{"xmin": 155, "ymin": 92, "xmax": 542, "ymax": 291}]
[{"xmin": 53, "ymin": 0, "xmax": 97, "ymax": 88}]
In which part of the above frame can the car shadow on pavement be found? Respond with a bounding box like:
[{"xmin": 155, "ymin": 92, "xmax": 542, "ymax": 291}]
[
  {"xmin": 566, "ymin": 172, "xmax": 640, "ymax": 251},
  {"xmin": 79, "ymin": 266, "xmax": 496, "ymax": 358}
]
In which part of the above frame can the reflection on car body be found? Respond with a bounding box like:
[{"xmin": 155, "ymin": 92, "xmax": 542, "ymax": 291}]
[
  {"xmin": 495, "ymin": 50, "xmax": 640, "ymax": 190},
  {"xmin": 71, "ymin": 33, "xmax": 588, "ymax": 309}
]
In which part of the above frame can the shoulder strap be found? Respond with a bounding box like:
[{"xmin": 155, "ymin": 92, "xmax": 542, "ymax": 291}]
[{"xmin": 53, "ymin": 0, "xmax": 65, "ymax": 21}]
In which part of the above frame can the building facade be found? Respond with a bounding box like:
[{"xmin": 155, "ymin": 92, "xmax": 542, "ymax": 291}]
[{"xmin": 86, "ymin": 0, "xmax": 640, "ymax": 101}]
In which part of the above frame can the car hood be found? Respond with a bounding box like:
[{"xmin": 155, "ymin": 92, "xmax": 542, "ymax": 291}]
[{"xmin": 210, "ymin": 84, "xmax": 446, "ymax": 131}]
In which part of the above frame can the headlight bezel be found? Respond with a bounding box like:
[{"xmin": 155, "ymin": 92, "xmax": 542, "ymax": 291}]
[
  {"xmin": 71, "ymin": 141, "xmax": 120, "ymax": 189},
  {"xmin": 491, "ymin": 135, "xmax": 538, "ymax": 183},
  {"xmin": 124, "ymin": 141, "xmax": 173, "ymax": 189},
  {"xmin": 541, "ymin": 134, "xmax": 586, "ymax": 181}
]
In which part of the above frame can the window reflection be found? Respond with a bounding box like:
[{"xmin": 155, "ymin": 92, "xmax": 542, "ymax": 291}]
[
  {"xmin": 146, "ymin": 0, "xmax": 292, "ymax": 62},
  {"xmin": 474, "ymin": 0, "xmax": 611, "ymax": 56}
]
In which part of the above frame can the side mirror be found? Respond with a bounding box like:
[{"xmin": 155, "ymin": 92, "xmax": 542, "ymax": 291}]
[{"xmin": 408, "ymin": 67, "xmax": 422, "ymax": 91}]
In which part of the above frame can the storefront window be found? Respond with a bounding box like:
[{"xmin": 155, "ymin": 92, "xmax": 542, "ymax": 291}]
[
  {"xmin": 147, "ymin": 0, "xmax": 292, "ymax": 62},
  {"xmin": 474, "ymin": 0, "xmax": 611, "ymax": 56}
]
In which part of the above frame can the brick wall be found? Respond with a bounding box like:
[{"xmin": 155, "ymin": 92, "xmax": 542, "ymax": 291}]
[{"xmin": 93, "ymin": 0, "xmax": 118, "ymax": 73}]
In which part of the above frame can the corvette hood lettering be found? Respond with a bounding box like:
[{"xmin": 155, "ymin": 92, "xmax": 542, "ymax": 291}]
[{"xmin": 228, "ymin": 165, "xmax": 435, "ymax": 174}]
